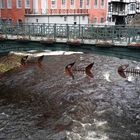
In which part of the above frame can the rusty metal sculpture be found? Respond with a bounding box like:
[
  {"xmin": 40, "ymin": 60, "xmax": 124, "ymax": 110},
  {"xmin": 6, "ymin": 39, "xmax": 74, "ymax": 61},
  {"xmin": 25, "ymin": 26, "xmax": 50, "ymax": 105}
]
[
  {"xmin": 20, "ymin": 55, "xmax": 28, "ymax": 66},
  {"xmin": 20, "ymin": 55, "xmax": 44, "ymax": 69},
  {"xmin": 65, "ymin": 62, "xmax": 94, "ymax": 79},
  {"xmin": 118, "ymin": 64, "xmax": 140, "ymax": 78},
  {"xmin": 118, "ymin": 64, "xmax": 129, "ymax": 78},
  {"xmin": 65, "ymin": 62, "xmax": 76, "ymax": 79}
]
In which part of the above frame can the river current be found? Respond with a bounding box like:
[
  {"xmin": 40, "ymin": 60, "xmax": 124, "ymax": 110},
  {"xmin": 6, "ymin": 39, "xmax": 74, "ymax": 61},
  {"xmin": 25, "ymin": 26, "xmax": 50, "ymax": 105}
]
[{"xmin": 0, "ymin": 41, "xmax": 140, "ymax": 140}]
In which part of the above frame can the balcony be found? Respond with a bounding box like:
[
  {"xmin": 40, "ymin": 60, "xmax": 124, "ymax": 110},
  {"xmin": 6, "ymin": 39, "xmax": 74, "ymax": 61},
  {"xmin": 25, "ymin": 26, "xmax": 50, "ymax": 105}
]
[
  {"xmin": 25, "ymin": 9, "xmax": 89, "ymax": 15},
  {"xmin": 109, "ymin": 10, "xmax": 127, "ymax": 16},
  {"xmin": 109, "ymin": 0, "xmax": 133, "ymax": 3}
]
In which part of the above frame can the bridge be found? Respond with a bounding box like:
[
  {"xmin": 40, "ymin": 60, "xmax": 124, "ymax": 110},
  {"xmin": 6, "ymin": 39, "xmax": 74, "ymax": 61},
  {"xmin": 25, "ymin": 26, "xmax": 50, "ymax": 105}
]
[{"xmin": 0, "ymin": 23, "xmax": 140, "ymax": 47}]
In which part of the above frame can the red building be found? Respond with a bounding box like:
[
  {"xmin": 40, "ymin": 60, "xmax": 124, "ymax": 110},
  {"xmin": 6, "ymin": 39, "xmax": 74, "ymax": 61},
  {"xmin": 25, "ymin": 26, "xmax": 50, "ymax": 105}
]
[
  {"xmin": 0, "ymin": 0, "xmax": 33, "ymax": 23},
  {"xmin": 0, "ymin": 0, "xmax": 108, "ymax": 24}
]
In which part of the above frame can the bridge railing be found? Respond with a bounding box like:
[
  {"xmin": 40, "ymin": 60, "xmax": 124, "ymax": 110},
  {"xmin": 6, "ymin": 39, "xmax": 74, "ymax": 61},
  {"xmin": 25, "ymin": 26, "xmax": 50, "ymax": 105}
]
[{"xmin": 0, "ymin": 23, "xmax": 140, "ymax": 45}]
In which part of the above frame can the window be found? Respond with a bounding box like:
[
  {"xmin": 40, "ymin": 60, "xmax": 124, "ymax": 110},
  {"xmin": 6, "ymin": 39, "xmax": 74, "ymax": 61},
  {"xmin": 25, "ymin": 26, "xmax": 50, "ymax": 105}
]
[
  {"xmin": 86, "ymin": 0, "xmax": 90, "ymax": 8},
  {"xmin": 100, "ymin": 17, "xmax": 104, "ymax": 23},
  {"xmin": 94, "ymin": 0, "xmax": 98, "ymax": 8},
  {"xmin": 1, "ymin": 0, "xmax": 5, "ymax": 8},
  {"xmin": 16, "ymin": 0, "xmax": 22, "ymax": 8},
  {"xmin": 130, "ymin": 3, "xmax": 136, "ymax": 11},
  {"xmin": 70, "ymin": 0, "xmax": 74, "ymax": 8},
  {"xmin": 7, "ymin": 0, "xmax": 12, "ymax": 8},
  {"xmin": 25, "ymin": 0, "xmax": 30, "ymax": 8},
  {"xmin": 107, "ymin": 17, "xmax": 111, "ymax": 22},
  {"xmin": 93, "ymin": 17, "xmax": 98, "ymax": 23},
  {"xmin": 80, "ymin": 0, "xmax": 83, "ymax": 8},
  {"xmin": 101, "ymin": 0, "xmax": 104, "ymax": 7},
  {"xmin": 51, "ymin": 0, "xmax": 56, "ymax": 8},
  {"xmin": 64, "ymin": 16, "xmax": 67, "ymax": 21},
  {"xmin": 136, "ymin": 2, "xmax": 140, "ymax": 10},
  {"xmin": 74, "ymin": 16, "xmax": 77, "ymax": 21},
  {"xmin": 108, "ymin": 3, "xmax": 111, "ymax": 12},
  {"xmin": 62, "ymin": 0, "xmax": 66, "ymax": 8},
  {"xmin": 8, "ymin": 19, "xmax": 12, "ymax": 24},
  {"xmin": 82, "ymin": 16, "xmax": 85, "ymax": 20},
  {"xmin": 62, "ymin": 0, "xmax": 66, "ymax": 6},
  {"xmin": 18, "ymin": 19, "xmax": 23, "ymax": 27}
]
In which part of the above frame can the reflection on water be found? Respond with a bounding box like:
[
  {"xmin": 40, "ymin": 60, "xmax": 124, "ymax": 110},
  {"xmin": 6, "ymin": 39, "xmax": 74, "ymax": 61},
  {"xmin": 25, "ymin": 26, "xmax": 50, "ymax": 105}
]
[{"xmin": 0, "ymin": 42, "xmax": 140, "ymax": 140}]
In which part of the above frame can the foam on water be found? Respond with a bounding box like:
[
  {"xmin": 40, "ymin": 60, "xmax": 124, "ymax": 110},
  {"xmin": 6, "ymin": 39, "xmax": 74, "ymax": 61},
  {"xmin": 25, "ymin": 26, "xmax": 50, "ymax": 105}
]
[{"xmin": 10, "ymin": 50, "xmax": 83, "ymax": 57}]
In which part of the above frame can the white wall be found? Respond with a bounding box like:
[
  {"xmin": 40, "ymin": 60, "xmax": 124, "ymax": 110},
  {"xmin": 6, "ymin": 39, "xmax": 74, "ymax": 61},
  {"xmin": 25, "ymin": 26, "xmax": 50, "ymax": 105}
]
[{"xmin": 25, "ymin": 15, "xmax": 89, "ymax": 24}]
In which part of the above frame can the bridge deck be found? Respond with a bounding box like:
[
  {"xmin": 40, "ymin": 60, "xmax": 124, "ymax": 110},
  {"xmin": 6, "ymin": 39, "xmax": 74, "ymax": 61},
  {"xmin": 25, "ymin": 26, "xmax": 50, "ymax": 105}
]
[{"xmin": 0, "ymin": 23, "xmax": 140, "ymax": 47}]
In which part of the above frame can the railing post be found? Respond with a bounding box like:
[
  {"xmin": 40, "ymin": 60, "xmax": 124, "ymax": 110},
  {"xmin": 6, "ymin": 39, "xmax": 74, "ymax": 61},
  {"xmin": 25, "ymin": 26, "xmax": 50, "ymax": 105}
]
[
  {"xmin": 54, "ymin": 23, "xmax": 56, "ymax": 39},
  {"xmin": 28, "ymin": 24, "xmax": 31, "ymax": 40},
  {"xmin": 66, "ymin": 24, "xmax": 69, "ymax": 41},
  {"xmin": 32, "ymin": 23, "xmax": 35, "ymax": 36},
  {"xmin": 96, "ymin": 26, "xmax": 99, "ymax": 43},
  {"xmin": 41, "ymin": 24, "xmax": 43, "ymax": 39},
  {"xmin": 81, "ymin": 26, "xmax": 84, "ymax": 43},
  {"xmin": 112, "ymin": 26, "xmax": 114, "ymax": 44},
  {"xmin": 5, "ymin": 24, "xmax": 8, "ymax": 39},
  {"xmin": 133, "ymin": 26, "xmax": 136, "ymax": 42},
  {"xmin": 104, "ymin": 25, "xmax": 107, "ymax": 41},
  {"xmin": 79, "ymin": 24, "xmax": 81, "ymax": 38},
  {"xmin": 126, "ymin": 26, "xmax": 129, "ymax": 45}
]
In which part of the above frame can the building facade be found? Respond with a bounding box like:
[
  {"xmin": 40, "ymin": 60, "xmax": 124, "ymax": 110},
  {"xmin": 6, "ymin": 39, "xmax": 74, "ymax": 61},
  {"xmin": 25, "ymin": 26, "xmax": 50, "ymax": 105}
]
[
  {"xmin": 0, "ymin": 0, "xmax": 33, "ymax": 23},
  {"xmin": 107, "ymin": 0, "xmax": 140, "ymax": 25},
  {"xmin": 0, "ymin": 0, "xmax": 107, "ymax": 24}
]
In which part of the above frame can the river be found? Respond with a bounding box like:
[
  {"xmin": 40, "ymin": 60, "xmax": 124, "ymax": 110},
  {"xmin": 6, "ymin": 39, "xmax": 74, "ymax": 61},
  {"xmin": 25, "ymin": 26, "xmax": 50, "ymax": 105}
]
[{"xmin": 0, "ymin": 41, "xmax": 140, "ymax": 140}]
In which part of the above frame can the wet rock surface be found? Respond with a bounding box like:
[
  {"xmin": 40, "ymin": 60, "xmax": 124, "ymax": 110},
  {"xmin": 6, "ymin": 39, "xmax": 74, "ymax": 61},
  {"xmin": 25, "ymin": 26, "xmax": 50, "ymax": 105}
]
[{"xmin": 0, "ymin": 53, "xmax": 140, "ymax": 140}]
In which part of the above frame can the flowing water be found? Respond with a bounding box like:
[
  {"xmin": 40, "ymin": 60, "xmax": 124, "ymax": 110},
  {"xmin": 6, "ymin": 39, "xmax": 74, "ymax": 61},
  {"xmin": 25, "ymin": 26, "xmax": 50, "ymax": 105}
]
[{"xmin": 0, "ymin": 41, "xmax": 140, "ymax": 140}]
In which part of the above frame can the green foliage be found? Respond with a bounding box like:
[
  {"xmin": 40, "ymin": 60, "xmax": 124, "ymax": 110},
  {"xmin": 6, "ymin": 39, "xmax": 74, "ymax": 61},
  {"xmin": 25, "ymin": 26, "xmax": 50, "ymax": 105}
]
[
  {"xmin": 0, "ymin": 63, "xmax": 12, "ymax": 72},
  {"xmin": 0, "ymin": 55, "xmax": 21, "ymax": 73}
]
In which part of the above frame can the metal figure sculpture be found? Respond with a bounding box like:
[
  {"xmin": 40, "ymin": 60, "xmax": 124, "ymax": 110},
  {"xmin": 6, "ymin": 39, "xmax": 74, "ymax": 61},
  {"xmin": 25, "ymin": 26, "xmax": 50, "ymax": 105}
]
[
  {"xmin": 20, "ymin": 55, "xmax": 44, "ymax": 69},
  {"xmin": 65, "ymin": 62, "xmax": 94, "ymax": 79},
  {"xmin": 65, "ymin": 62, "xmax": 76, "ymax": 79},
  {"xmin": 20, "ymin": 55, "xmax": 28, "ymax": 66},
  {"xmin": 118, "ymin": 64, "xmax": 140, "ymax": 78},
  {"xmin": 118, "ymin": 64, "xmax": 129, "ymax": 78}
]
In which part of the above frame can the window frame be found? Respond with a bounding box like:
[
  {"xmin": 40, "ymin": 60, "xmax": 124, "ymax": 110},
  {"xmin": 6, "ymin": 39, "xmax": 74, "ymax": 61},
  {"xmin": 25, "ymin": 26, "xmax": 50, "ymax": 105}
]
[
  {"xmin": 100, "ymin": 17, "xmax": 104, "ymax": 23},
  {"xmin": 64, "ymin": 16, "xmax": 67, "ymax": 22},
  {"xmin": 101, "ymin": 0, "xmax": 105, "ymax": 8},
  {"xmin": 86, "ymin": 0, "xmax": 90, "ymax": 9},
  {"xmin": 51, "ymin": 0, "xmax": 57, "ymax": 9},
  {"xmin": 16, "ymin": 0, "xmax": 22, "ymax": 9},
  {"xmin": 7, "ymin": 0, "xmax": 12, "ymax": 9},
  {"xmin": 25, "ymin": 0, "xmax": 30, "ymax": 9},
  {"xmin": 130, "ymin": 3, "xmax": 136, "ymax": 11},
  {"xmin": 93, "ymin": 16, "xmax": 98, "ymax": 23},
  {"xmin": 61, "ymin": 0, "xmax": 66, "ymax": 9},
  {"xmin": 70, "ymin": 0, "xmax": 75, "ymax": 9},
  {"xmin": 94, "ymin": 0, "xmax": 98, "ymax": 9},
  {"xmin": 1, "ymin": 0, "xmax": 5, "ymax": 9},
  {"xmin": 80, "ymin": 0, "xmax": 84, "ymax": 9}
]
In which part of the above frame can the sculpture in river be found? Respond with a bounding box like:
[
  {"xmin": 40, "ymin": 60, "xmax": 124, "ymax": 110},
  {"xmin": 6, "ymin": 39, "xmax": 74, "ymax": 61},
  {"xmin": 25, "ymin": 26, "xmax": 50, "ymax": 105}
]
[
  {"xmin": 65, "ymin": 62, "xmax": 94, "ymax": 79},
  {"xmin": 20, "ymin": 55, "xmax": 28, "ymax": 66},
  {"xmin": 118, "ymin": 64, "xmax": 140, "ymax": 78},
  {"xmin": 20, "ymin": 55, "xmax": 44, "ymax": 69}
]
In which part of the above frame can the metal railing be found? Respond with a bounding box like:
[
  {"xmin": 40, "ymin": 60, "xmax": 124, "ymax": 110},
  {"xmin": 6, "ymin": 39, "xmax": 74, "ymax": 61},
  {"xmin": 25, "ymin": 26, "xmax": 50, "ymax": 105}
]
[
  {"xmin": 25, "ymin": 9, "xmax": 89, "ymax": 15},
  {"xmin": 109, "ymin": 0, "xmax": 134, "ymax": 3},
  {"xmin": 0, "ymin": 23, "xmax": 140, "ymax": 45},
  {"xmin": 109, "ymin": 10, "xmax": 127, "ymax": 16}
]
